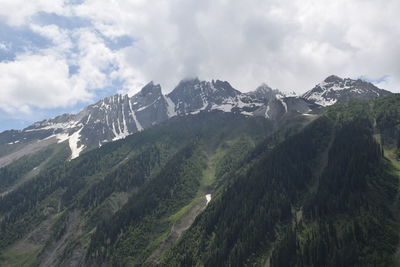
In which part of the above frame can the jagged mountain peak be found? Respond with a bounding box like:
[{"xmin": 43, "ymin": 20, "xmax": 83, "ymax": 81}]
[
  {"xmin": 246, "ymin": 83, "xmax": 282, "ymax": 102},
  {"xmin": 303, "ymin": 75, "xmax": 392, "ymax": 106},
  {"xmin": 246, "ymin": 83, "xmax": 298, "ymax": 102},
  {"xmin": 256, "ymin": 83, "xmax": 274, "ymax": 92},
  {"xmin": 211, "ymin": 80, "xmax": 240, "ymax": 95},
  {"xmin": 173, "ymin": 78, "xmax": 205, "ymax": 94},
  {"xmin": 171, "ymin": 78, "xmax": 239, "ymax": 96},
  {"xmin": 1, "ymin": 75, "xmax": 392, "ymax": 164},
  {"xmin": 138, "ymin": 81, "xmax": 162, "ymax": 96},
  {"xmin": 324, "ymin": 74, "xmax": 343, "ymax": 83},
  {"xmin": 167, "ymin": 78, "xmax": 242, "ymax": 114}
]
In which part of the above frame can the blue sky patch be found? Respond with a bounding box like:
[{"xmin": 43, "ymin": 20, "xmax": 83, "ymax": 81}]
[
  {"xmin": 99, "ymin": 32, "xmax": 135, "ymax": 51},
  {"xmin": 33, "ymin": 12, "xmax": 91, "ymax": 29},
  {"xmin": 358, "ymin": 75, "xmax": 390, "ymax": 85},
  {"xmin": 0, "ymin": 22, "xmax": 51, "ymax": 61}
]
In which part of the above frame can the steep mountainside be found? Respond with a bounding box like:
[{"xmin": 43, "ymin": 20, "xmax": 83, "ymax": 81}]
[
  {"xmin": 163, "ymin": 95, "xmax": 400, "ymax": 266},
  {"xmin": 0, "ymin": 74, "xmax": 397, "ymax": 266},
  {"xmin": 0, "ymin": 112, "xmax": 284, "ymax": 266},
  {"xmin": 0, "ymin": 82, "xmax": 170, "ymax": 162},
  {"xmin": 0, "ymin": 92, "xmax": 399, "ymax": 266}
]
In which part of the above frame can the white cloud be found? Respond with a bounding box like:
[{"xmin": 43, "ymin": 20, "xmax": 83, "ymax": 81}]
[
  {"xmin": 30, "ymin": 24, "xmax": 72, "ymax": 52},
  {"xmin": 0, "ymin": 27, "xmax": 123, "ymax": 114},
  {"xmin": 0, "ymin": 0, "xmax": 68, "ymax": 26},
  {"xmin": 0, "ymin": 21, "xmax": 129, "ymax": 114},
  {"xmin": 0, "ymin": 53, "xmax": 87, "ymax": 113},
  {"xmin": 66, "ymin": 0, "xmax": 400, "ymax": 93},
  {"xmin": 0, "ymin": 0, "xmax": 399, "ymax": 120}
]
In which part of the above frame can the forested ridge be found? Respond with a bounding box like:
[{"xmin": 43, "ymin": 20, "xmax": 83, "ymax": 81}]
[
  {"xmin": 0, "ymin": 95, "xmax": 399, "ymax": 266},
  {"xmin": 0, "ymin": 112, "xmax": 275, "ymax": 266},
  {"xmin": 162, "ymin": 95, "xmax": 400, "ymax": 266}
]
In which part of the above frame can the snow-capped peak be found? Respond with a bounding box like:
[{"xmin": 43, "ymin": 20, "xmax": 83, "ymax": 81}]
[
  {"xmin": 302, "ymin": 75, "xmax": 391, "ymax": 107},
  {"xmin": 2, "ymin": 76, "xmax": 391, "ymax": 163},
  {"xmin": 246, "ymin": 83, "xmax": 296, "ymax": 101}
]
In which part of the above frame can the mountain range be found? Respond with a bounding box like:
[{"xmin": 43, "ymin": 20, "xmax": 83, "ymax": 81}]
[
  {"xmin": 0, "ymin": 74, "xmax": 398, "ymax": 267},
  {"xmin": 0, "ymin": 75, "xmax": 390, "ymax": 164}
]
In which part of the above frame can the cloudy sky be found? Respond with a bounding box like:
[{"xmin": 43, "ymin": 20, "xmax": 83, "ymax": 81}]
[{"xmin": 0, "ymin": 0, "xmax": 399, "ymax": 131}]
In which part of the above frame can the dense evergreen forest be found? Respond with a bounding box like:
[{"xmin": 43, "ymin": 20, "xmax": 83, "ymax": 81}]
[
  {"xmin": 0, "ymin": 95, "xmax": 399, "ymax": 266},
  {"xmin": 0, "ymin": 112, "xmax": 275, "ymax": 266},
  {"xmin": 162, "ymin": 96, "xmax": 400, "ymax": 266}
]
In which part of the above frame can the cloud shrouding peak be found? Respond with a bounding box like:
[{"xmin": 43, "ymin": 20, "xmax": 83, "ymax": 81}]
[
  {"xmin": 0, "ymin": 0, "xmax": 399, "ymax": 128},
  {"xmin": 70, "ymin": 0, "xmax": 400, "ymax": 92}
]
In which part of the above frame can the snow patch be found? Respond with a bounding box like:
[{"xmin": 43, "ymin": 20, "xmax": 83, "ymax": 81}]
[
  {"xmin": 136, "ymin": 96, "xmax": 161, "ymax": 112},
  {"xmin": 69, "ymin": 128, "xmax": 85, "ymax": 160},
  {"xmin": 211, "ymin": 104, "xmax": 233, "ymax": 112},
  {"xmin": 235, "ymin": 97, "xmax": 247, "ymax": 108},
  {"xmin": 280, "ymin": 99, "xmax": 288, "ymax": 113},
  {"xmin": 206, "ymin": 194, "xmax": 211, "ymax": 205},
  {"xmin": 100, "ymin": 100, "xmax": 109, "ymax": 109},
  {"xmin": 281, "ymin": 90, "xmax": 297, "ymax": 97},
  {"xmin": 111, "ymin": 121, "xmax": 118, "ymax": 140},
  {"xmin": 121, "ymin": 105, "xmax": 130, "ymax": 138},
  {"xmin": 43, "ymin": 132, "xmax": 70, "ymax": 143},
  {"xmin": 85, "ymin": 114, "xmax": 91, "ymax": 124},
  {"xmin": 56, "ymin": 133, "xmax": 70, "ymax": 143},
  {"xmin": 112, "ymin": 121, "xmax": 129, "ymax": 141},
  {"xmin": 164, "ymin": 95, "xmax": 177, "ymax": 117},
  {"xmin": 302, "ymin": 113, "xmax": 317, "ymax": 117},
  {"xmin": 304, "ymin": 92, "xmax": 337, "ymax": 107},
  {"xmin": 129, "ymin": 100, "xmax": 143, "ymax": 131},
  {"xmin": 241, "ymin": 111, "xmax": 253, "ymax": 116},
  {"xmin": 265, "ymin": 105, "xmax": 270, "ymax": 118}
]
